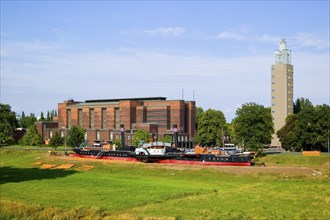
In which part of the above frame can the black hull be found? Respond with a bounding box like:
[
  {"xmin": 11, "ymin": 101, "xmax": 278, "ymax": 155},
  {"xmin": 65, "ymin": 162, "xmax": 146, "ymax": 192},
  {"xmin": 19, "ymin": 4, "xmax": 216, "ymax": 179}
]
[
  {"xmin": 71, "ymin": 147, "xmax": 134, "ymax": 159},
  {"xmin": 134, "ymin": 153, "xmax": 251, "ymax": 166},
  {"xmin": 71, "ymin": 148, "xmax": 251, "ymax": 166}
]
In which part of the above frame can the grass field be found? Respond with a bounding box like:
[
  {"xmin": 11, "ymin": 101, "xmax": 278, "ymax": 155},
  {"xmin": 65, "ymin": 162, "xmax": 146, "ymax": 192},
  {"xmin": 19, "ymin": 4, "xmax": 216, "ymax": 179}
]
[{"xmin": 0, "ymin": 148, "xmax": 329, "ymax": 219}]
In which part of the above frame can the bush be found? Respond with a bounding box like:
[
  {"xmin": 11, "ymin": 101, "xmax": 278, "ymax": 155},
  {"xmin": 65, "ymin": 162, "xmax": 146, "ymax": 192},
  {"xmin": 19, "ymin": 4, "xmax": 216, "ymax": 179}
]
[
  {"xmin": 66, "ymin": 125, "xmax": 85, "ymax": 148},
  {"xmin": 49, "ymin": 131, "xmax": 63, "ymax": 150},
  {"xmin": 19, "ymin": 125, "xmax": 42, "ymax": 146}
]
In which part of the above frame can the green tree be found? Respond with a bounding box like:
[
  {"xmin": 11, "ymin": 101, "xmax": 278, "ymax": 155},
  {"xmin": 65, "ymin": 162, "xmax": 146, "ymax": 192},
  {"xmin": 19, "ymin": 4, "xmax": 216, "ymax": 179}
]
[
  {"xmin": 293, "ymin": 97, "xmax": 313, "ymax": 114},
  {"xmin": 113, "ymin": 139, "xmax": 122, "ymax": 148},
  {"xmin": 0, "ymin": 104, "xmax": 18, "ymax": 145},
  {"xmin": 66, "ymin": 125, "xmax": 86, "ymax": 148},
  {"xmin": 232, "ymin": 103, "xmax": 274, "ymax": 151},
  {"xmin": 194, "ymin": 109, "xmax": 226, "ymax": 146},
  {"xmin": 46, "ymin": 111, "xmax": 51, "ymax": 121},
  {"xmin": 49, "ymin": 131, "xmax": 63, "ymax": 150},
  {"xmin": 277, "ymin": 114, "xmax": 299, "ymax": 151},
  {"xmin": 195, "ymin": 107, "xmax": 204, "ymax": 130},
  {"xmin": 39, "ymin": 112, "xmax": 45, "ymax": 121},
  {"xmin": 314, "ymin": 104, "xmax": 330, "ymax": 151},
  {"xmin": 296, "ymin": 103, "xmax": 318, "ymax": 151},
  {"xmin": 277, "ymin": 99, "xmax": 329, "ymax": 152},
  {"xmin": 132, "ymin": 129, "xmax": 150, "ymax": 146},
  {"xmin": 20, "ymin": 113, "xmax": 37, "ymax": 128},
  {"xmin": 19, "ymin": 125, "xmax": 42, "ymax": 146},
  {"xmin": 226, "ymin": 123, "xmax": 236, "ymax": 144},
  {"xmin": 159, "ymin": 135, "xmax": 172, "ymax": 143}
]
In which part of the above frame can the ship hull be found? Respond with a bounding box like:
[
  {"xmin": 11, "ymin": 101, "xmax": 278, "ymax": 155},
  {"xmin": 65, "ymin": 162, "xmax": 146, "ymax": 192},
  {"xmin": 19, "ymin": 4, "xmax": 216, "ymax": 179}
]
[
  {"xmin": 70, "ymin": 147, "xmax": 136, "ymax": 161},
  {"xmin": 70, "ymin": 148, "xmax": 251, "ymax": 166}
]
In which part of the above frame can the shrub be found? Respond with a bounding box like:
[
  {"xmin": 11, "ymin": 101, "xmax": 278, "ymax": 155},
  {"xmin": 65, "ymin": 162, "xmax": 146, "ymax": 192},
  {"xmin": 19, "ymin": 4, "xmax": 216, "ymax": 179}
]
[{"xmin": 19, "ymin": 125, "xmax": 42, "ymax": 146}]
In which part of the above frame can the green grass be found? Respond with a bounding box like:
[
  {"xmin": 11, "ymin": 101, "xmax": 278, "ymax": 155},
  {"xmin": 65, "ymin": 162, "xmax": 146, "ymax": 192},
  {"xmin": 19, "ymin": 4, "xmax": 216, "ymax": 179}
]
[
  {"xmin": 260, "ymin": 153, "xmax": 330, "ymax": 167},
  {"xmin": 0, "ymin": 149, "xmax": 329, "ymax": 219}
]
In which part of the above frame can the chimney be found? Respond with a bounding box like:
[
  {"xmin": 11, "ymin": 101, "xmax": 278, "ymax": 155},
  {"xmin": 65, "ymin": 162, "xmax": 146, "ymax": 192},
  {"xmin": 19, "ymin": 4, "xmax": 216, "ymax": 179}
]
[
  {"xmin": 173, "ymin": 124, "xmax": 179, "ymax": 148},
  {"xmin": 120, "ymin": 124, "xmax": 125, "ymax": 147}
]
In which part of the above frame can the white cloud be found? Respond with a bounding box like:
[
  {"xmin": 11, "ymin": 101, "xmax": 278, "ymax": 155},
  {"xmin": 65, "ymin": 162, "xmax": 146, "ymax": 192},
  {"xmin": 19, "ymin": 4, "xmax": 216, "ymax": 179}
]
[
  {"xmin": 144, "ymin": 27, "xmax": 186, "ymax": 37},
  {"xmin": 216, "ymin": 31, "xmax": 245, "ymax": 40},
  {"xmin": 1, "ymin": 38, "xmax": 329, "ymax": 121},
  {"xmin": 292, "ymin": 33, "xmax": 330, "ymax": 49},
  {"xmin": 216, "ymin": 27, "xmax": 329, "ymax": 50}
]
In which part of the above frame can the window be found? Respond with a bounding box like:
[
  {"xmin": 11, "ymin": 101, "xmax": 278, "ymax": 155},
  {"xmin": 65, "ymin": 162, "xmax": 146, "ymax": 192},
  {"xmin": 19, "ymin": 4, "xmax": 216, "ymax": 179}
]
[
  {"xmin": 90, "ymin": 109, "xmax": 95, "ymax": 129},
  {"xmin": 102, "ymin": 108, "xmax": 107, "ymax": 129},
  {"xmin": 78, "ymin": 109, "xmax": 83, "ymax": 126},
  {"xmin": 67, "ymin": 110, "xmax": 72, "ymax": 127},
  {"xmin": 272, "ymin": 96, "xmax": 275, "ymax": 99}
]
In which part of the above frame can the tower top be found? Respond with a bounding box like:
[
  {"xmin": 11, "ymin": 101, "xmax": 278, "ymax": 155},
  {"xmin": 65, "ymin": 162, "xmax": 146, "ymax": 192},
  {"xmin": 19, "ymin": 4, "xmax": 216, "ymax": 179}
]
[
  {"xmin": 279, "ymin": 38, "xmax": 287, "ymax": 51},
  {"xmin": 274, "ymin": 38, "xmax": 291, "ymax": 64}
]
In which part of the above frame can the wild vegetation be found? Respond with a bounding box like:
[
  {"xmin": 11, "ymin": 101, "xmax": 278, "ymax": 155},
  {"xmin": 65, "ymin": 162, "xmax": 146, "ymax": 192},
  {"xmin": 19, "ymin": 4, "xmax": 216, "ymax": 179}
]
[{"xmin": 1, "ymin": 149, "xmax": 329, "ymax": 219}]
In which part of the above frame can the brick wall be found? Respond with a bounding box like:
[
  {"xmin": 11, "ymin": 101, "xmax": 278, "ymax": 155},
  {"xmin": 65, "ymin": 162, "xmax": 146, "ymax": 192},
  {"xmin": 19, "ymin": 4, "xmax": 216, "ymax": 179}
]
[{"xmin": 57, "ymin": 98, "xmax": 196, "ymax": 142}]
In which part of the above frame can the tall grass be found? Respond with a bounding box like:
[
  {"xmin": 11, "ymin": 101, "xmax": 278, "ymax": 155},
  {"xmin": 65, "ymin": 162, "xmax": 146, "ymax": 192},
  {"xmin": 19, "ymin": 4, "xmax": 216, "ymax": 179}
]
[{"xmin": 1, "ymin": 149, "xmax": 329, "ymax": 219}]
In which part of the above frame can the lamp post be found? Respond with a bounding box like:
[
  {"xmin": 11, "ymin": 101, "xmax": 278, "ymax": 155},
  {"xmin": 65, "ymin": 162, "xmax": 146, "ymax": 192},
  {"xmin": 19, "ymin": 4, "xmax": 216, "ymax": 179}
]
[{"xmin": 62, "ymin": 127, "xmax": 67, "ymax": 155}]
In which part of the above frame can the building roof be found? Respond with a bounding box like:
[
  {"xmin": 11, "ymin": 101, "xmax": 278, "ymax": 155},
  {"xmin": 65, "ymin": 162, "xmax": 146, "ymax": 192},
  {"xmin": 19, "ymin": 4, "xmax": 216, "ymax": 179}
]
[{"xmin": 85, "ymin": 97, "xmax": 167, "ymax": 103}]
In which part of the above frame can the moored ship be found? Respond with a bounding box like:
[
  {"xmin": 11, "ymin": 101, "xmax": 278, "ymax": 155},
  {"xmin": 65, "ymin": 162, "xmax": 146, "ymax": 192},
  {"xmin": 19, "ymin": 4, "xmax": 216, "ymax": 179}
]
[
  {"xmin": 134, "ymin": 143, "xmax": 252, "ymax": 166},
  {"xmin": 70, "ymin": 124, "xmax": 253, "ymax": 166},
  {"xmin": 70, "ymin": 125, "xmax": 136, "ymax": 161},
  {"xmin": 71, "ymin": 140, "xmax": 136, "ymax": 161}
]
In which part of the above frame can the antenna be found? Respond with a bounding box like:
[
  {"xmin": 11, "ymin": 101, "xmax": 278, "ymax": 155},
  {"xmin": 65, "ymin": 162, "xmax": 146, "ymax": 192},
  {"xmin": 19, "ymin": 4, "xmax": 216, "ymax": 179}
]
[
  {"xmin": 182, "ymin": 88, "xmax": 184, "ymax": 100},
  {"xmin": 193, "ymin": 90, "xmax": 195, "ymax": 101}
]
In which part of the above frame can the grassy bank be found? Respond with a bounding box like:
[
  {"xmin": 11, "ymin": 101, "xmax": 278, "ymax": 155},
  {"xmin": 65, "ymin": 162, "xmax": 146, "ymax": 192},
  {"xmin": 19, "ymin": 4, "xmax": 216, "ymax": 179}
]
[
  {"xmin": 0, "ymin": 149, "xmax": 329, "ymax": 219},
  {"xmin": 260, "ymin": 152, "xmax": 330, "ymax": 167}
]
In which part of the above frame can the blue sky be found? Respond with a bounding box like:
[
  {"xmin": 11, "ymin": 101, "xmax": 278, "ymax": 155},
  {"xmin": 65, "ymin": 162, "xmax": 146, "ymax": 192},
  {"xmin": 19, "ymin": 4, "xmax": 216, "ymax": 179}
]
[{"xmin": 1, "ymin": 1, "xmax": 329, "ymax": 121}]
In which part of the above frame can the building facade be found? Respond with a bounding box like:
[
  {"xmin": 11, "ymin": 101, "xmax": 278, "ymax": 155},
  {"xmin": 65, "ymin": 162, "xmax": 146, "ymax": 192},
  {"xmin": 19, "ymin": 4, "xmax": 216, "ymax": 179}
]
[
  {"xmin": 271, "ymin": 39, "xmax": 294, "ymax": 146},
  {"xmin": 53, "ymin": 97, "xmax": 196, "ymax": 146}
]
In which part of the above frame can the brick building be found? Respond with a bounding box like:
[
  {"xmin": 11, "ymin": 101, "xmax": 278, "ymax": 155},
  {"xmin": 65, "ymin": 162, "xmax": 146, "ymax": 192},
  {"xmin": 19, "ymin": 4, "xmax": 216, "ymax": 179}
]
[{"xmin": 48, "ymin": 97, "xmax": 196, "ymax": 146}]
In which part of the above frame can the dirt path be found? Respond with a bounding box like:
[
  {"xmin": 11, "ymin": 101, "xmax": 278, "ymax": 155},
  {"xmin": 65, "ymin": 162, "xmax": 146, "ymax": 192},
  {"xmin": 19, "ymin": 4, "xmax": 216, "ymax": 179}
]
[{"xmin": 52, "ymin": 154, "xmax": 329, "ymax": 177}]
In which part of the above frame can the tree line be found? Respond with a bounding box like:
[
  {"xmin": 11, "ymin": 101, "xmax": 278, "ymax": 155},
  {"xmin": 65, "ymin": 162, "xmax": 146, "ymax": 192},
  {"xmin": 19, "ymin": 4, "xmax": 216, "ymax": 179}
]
[
  {"xmin": 0, "ymin": 104, "xmax": 57, "ymax": 145},
  {"xmin": 1, "ymin": 99, "xmax": 329, "ymax": 152},
  {"xmin": 195, "ymin": 102, "xmax": 273, "ymax": 152},
  {"xmin": 19, "ymin": 110, "xmax": 57, "ymax": 128},
  {"xmin": 277, "ymin": 98, "xmax": 329, "ymax": 152}
]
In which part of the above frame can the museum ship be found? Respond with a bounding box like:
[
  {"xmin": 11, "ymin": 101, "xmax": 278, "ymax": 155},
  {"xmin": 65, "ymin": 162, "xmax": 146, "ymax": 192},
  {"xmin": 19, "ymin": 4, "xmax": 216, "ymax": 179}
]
[
  {"xmin": 71, "ymin": 140, "xmax": 136, "ymax": 161},
  {"xmin": 70, "ymin": 125, "xmax": 252, "ymax": 166},
  {"xmin": 134, "ymin": 142, "xmax": 252, "ymax": 166}
]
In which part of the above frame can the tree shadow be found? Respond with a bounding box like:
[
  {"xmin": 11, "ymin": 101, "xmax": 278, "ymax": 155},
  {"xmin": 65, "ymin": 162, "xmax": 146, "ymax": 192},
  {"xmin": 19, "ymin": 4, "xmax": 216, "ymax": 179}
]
[{"xmin": 0, "ymin": 166, "xmax": 78, "ymax": 185}]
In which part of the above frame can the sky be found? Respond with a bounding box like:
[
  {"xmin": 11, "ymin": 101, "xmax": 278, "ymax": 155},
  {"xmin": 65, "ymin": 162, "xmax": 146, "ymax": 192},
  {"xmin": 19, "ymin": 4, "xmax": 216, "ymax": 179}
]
[{"xmin": 1, "ymin": 1, "xmax": 329, "ymax": 122}]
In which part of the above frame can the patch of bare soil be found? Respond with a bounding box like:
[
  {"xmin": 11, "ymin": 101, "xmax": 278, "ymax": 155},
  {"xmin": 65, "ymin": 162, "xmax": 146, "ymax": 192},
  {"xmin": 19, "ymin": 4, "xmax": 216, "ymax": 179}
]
[
  {"xmin": 53, "ymin": 155, "xmax": 328, "ymax": 177},
  {"xmin": 54, "ymin": 164, "xmax": 75, "ymax": 169},
  {"xmin": 39, "ymin": 164, "xmax": 56, "ymax": 169},
  {"xmin": 32, "ymin": 161, "xmax": 43, "ymax": 166}
]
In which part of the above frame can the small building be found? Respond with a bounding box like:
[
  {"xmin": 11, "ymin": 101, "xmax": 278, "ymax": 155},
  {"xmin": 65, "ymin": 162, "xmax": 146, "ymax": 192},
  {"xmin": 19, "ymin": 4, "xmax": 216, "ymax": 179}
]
[{"xmin": 35, "ymin": 121, "xmax": 58, "ymax": 143}]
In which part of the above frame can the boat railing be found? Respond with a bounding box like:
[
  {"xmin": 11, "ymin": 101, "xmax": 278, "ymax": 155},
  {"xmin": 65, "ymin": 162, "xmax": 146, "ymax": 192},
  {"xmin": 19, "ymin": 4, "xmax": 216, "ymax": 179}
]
[{"xmin": 142, "ymin": 142, "xmax": 171, "ymax": 148}]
